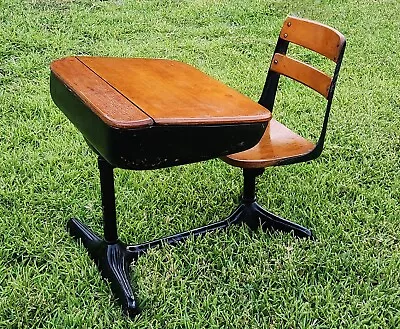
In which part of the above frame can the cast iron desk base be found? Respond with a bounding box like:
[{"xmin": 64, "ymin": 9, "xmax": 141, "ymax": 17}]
[{"xmin": 67, "ymin": 157, "xmax": 311, "ymax": 317}]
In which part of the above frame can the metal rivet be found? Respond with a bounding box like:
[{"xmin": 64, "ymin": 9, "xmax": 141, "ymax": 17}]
[
  {"xmin": 287, "ymin": 22, "xmax": 291, "ymax": 27},
  {"xmin": 273, "ymin": 59, "xmax": 278, "ymax": 64},
  {"xmin": 283, "ymin": 33, "xmax": 288, "ymax": 38}
]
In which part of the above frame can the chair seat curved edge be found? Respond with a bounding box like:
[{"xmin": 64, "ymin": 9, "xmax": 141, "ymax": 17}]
[{"xmin": 221, "ymin": 118, "xmax": 316, "ymax": 168}]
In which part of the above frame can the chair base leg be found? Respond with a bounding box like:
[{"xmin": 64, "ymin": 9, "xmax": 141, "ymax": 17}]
[
  {"xmin": 239, "ymin": 201, "xmax": 313, "ymax": 238},
  {"xmin": 239, "ymin": 168, "xmax": 313, "ymax": 238},
  {"xmin": 67, "ymin": 218, "xmax": 139, "ymax": 317}
]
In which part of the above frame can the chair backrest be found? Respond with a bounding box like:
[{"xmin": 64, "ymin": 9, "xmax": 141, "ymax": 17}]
[{"xmin": 259, "ymin": 16, "xmax": 346, "ymax": 160}]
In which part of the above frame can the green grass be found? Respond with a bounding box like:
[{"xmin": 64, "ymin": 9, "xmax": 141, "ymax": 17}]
[{"xmin": 1, "ymin": 0, "xmax": 400, "ymax": 328}]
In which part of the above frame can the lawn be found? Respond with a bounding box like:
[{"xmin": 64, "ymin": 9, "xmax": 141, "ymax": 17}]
[{"xmin": 0, "ymin": 0, "xmax": 399, "ymax": 328}]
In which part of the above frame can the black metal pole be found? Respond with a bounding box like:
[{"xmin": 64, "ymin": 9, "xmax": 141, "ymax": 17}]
[
  {"xmin": 242, "ymin": 168, "xmax": 264, "ymax": 203},
  {"xmin": 98, "ymin": 157, "xmax": 118, "ymax": 244}
]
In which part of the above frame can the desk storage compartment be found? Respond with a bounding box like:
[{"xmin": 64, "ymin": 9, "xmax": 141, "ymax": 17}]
[{"xmin": 51, "ymin": 74, "xmax": 267, "ymax": 169}]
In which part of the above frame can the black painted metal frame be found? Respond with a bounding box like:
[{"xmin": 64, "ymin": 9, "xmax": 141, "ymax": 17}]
[
  {"xmin": 258, "ymin": 34, "xmax": 346, "ymax": 166},
  {"xmin": 67, "ymin": 156, "xmax": 312, "ymax": 317}
]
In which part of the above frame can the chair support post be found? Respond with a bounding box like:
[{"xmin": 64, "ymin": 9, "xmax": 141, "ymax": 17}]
[
  {"xmin": 98, "ymin": 157, "xmax": 119, "ymax": 244},
  {"xmin": 242, "ymin": 168, "xmax": 264, "ymax": 203},
  {"xmin": 238, "ymin": 168, "xmax": 313, "ymax": 238}
]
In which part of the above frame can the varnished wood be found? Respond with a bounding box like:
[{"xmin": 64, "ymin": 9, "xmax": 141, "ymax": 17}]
[
  {"xmin": 78, "ymin": 56, "xmax": 271, "ymax": 126},
  {"xmin": 221, "ymin": 119, "xmax": 315, "ymax": 168},
  {"xmin": 222, "ymin": 16, "xmax": 345, "ymax": 169},
  {"xmin": 280, "ymin": 16, "xmax": 345, "ymax": 62},
  {"xmin": 270, "ymin": 53, "xmax": 332, "ymax": 98},
  {"xmin": 51, "ymin": 57, "xmax": 153, "ymax": 129}
]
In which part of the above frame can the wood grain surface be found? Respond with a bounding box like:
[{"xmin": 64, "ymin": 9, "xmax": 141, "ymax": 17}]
[
  {"xmin": 77, "ymin": 56, "xmax": 271, "ymax": 126},
  {"xmin": 270, "ymin": 53, "xmax": 332, "ymax": 98},
  {"xmin": 280, "ymin": 16, "xmax": 346, "ymax": 63},
  {"xmin": 51, "ymin": 57, "xmax": 153, "ymax": 129},
  {"xmin": 222, "ymin": 119, "xmax": 315, "ymax": 168}
]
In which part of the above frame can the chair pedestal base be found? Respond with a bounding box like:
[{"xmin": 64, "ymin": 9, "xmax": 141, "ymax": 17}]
[{"xmin": 224, "ymin": 201, "xmax": 313, "ymax": 238}]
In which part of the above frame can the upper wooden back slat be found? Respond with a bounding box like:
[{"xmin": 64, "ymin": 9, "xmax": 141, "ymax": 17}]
[
  {"xmin": 270, "ymin": 53, "xmax": 332, "ymax": 98},
  {"xmin": 280, "ymin": 16, "xmax": 345, "ymax": 62}
]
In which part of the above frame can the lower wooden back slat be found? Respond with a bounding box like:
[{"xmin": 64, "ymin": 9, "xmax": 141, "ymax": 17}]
[{"xmin": 270, "ymin": 53, "xmax": 332, "ymax": 98}]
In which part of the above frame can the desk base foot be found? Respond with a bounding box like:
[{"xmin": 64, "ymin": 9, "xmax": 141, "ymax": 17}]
[{"xmin": 67, "ymin": 218, "xmax": 139, "ymax": 317}]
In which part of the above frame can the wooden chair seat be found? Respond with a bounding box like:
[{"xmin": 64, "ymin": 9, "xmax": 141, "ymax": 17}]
[{"xmin": 222, "ymin": 119, "xmax": 315, "ymax": 168}]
